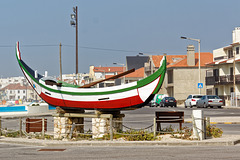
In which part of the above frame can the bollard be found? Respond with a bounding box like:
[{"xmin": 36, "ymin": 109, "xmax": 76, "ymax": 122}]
[{"xmin": 192, "ymin": 110, "xmax": 205, "ymax": 141}]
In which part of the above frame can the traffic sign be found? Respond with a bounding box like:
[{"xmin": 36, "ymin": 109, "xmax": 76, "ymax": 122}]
[{"xmin": 198, "ymin": 83, "xmax": 203, "ymax": 88}]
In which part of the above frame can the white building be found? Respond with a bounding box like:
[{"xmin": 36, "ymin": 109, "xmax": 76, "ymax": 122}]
[
  {"xmin": 0, "ymin": 76, "xmax": 27, "ymax": 89},
  {"xmin": 0, "ymin": 83, "xmax": 39, "ymax": 102},
  {"xmin": 206, "ymin": 27, "xmax": 240, "ymax": 106}
]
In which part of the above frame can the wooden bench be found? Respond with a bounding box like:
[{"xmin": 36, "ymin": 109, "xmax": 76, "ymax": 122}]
[
  {"xmin": 26, "ymin": 118, "xmax": 47, "ymax": 133},
  {"xmin": 155, "ymin": 111, "xmax": 184, "ymax": 131}
]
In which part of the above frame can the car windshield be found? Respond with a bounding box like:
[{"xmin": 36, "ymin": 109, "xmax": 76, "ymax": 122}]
[
  {"xmin": 193, "ymin": 95, "xmax": 202, "ymax": 98},
  {"xmin": 207, "ymin": 95, "xmax": 220, "ymax": 99}
]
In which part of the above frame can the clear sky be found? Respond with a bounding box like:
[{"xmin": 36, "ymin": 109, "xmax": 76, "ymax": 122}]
[{"xmin": 0, "ymin": 0, "xmax": 239, "ymax": 78}]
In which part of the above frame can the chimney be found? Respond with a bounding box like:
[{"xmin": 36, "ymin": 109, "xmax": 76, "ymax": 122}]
[
  {"xmin": 232, "ymin": 27, "xmax": 240, "ymax": 43},
  {"xmin": 187, "ymin": 45, "xmax": 195, "ymax": 66}
]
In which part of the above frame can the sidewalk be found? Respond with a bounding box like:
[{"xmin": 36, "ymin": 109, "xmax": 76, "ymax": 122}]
[{"xmin": 0, "ymin": 135, "xmax": 240, "ymax": 147}]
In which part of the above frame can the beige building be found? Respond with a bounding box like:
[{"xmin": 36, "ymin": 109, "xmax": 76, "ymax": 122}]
[
  {"xmin": 206, "ymin": 27, "xmax": 240, "ymax": 106},
  {"xmin": 143, "ymin": 45, "xmax": 213, "ymax": 101}
]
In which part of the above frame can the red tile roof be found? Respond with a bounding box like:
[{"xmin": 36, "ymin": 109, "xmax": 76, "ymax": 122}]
[
  {"xmin": 94, "ymin": 67, "xmax": 125, "ymax": 73},
  {"xmin": 125, "ymin": 67, "xmax": 144, "ymax": 78},
  {"xmin": 152, "ymin": 52, "xmax": 213, "ymax": 68},
  {"xmin": 1, "ymin": 83, "xmax": 32, "ymax": 90}
]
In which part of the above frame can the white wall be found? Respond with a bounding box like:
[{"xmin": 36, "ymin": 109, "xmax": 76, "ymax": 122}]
[{"xmin": 213, "ymin": 47, "xmax": 226, "ymax": 59}]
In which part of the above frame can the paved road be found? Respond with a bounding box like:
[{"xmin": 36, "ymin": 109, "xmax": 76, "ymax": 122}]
[{"xmin": 0, "ymin": 143, "xmax": 240, "ymax": 160}]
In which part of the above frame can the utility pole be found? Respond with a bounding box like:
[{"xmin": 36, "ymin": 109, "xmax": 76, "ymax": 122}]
[
  {"xmin": 70, "ymin": 6, "xmax": 78, "ymax": 83},
  {"xmin": 59, "ymin": 43, "xmax": 62, "ymax": 81}
]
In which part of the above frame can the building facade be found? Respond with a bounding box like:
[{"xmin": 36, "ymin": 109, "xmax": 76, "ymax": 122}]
[
  {"xmin": 143, "ymin": 46, "xmax": 213, "ymax": 101},
  {"xmin": 206, "ymin": 27, "xmax": 240, "ymax": 106}
]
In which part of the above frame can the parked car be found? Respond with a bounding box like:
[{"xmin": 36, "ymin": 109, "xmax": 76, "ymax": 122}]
[
  {"xmin": 184, "ymin": 94, "xmax": 203, "ymax": 108},
  {"xmin": 196, "ymin": 95, "xmax": 223, "ymax": 108},
  {"xmin": 150, "ymin": 94, "xmax": 167, "ymax": 107},
  {"xmin": 159, "ymin": 97, "xmax": 177, "ymax": 107}
]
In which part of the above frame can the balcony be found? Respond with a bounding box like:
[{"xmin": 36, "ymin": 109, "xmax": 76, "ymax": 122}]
[
  {"xmin": 206, "ymin": 74, "xmax": 240, "ymax": 85},
  {"xmin": 144, "ymin": 66, "xmax": 151, "ymax": 72}
]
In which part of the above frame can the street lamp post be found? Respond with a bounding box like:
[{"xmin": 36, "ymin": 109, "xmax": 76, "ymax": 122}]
[
  {"xmin": 181, "ymin": 36, "xmax": 201, "ymax": 94},
  {"xmin": 113, "ymin": 62, "xmax": 125, "ymax": 84},
  {"xmin": 70, "ymin": 6, "xmax": 78, "ymax": 83}
]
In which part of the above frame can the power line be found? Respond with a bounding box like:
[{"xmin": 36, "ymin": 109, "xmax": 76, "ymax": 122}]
[
  {"xmin": 63, "ymin": 44, "xmax": 157, "ymax": 54},
  {"xmin": 0, "ymin": 43, "xmax": 159, "ymax": 54}
]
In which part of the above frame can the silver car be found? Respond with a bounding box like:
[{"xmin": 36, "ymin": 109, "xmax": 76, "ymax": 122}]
[{"xmin": 196, "ymin": 95, "xmax": 223, "ymax": 108}]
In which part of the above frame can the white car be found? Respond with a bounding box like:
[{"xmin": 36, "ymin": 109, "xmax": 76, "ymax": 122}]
[
  {"xmin": 196, "ymin": 95, "xmax": 223, "ymax": 108},
  {"xmin": 184, "ymin": 95, "xmax": 203, "ymax": 108}
]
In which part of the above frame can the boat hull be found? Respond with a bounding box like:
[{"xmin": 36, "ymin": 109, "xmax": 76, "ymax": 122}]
[{"xmin": 16, "ymin": 42, "xmax": 166, "ymax": 111}]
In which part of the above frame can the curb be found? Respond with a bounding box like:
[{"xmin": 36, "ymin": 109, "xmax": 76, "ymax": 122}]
[
  {"xmin": 1, "ymin": 138, "xmax": 240, "ymax": 147},
  {"xmin": 184, "ymin": 121, "xmax": 240, "ymax": 124}
]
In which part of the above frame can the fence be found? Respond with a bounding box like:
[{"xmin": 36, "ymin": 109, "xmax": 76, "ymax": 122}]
[{"xmin": 0, "ymin": 114, "xmax": 211, "ymax": 141}]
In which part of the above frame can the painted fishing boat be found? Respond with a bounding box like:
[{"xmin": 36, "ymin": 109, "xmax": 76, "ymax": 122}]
[{"xmin": 16, "ymin": 42, "xmax": 166, "ymax": 111}]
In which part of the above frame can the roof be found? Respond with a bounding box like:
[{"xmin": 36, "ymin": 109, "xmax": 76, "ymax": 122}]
[
  {"xmin": 126, "ymin": 56, "xmax": 148, "ymax": 70},
  {"xmin": 206, "ymin": 56, "xmax": 240, "ymax": 66},
  {"xmin": 152, "ymin": 52, "xmax": 213, "ymax": 68},
  {"xmin": 94, "ymin": 67, "xmax": 125, "ymax": 73},
  {"xmin": 0, "ymin": 83, "xmax": 32, "ymax": 91},
  {"xmin": 125, "ymin": 67, "xmax": 144, "ymax": 78}
]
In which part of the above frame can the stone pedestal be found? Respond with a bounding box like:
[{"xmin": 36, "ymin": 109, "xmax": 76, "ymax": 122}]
[
  {"xmin": 92, "ymin": 111, "xmax": 124, "ymax": 138},
  {"xmin": 54, "ymin": 116, "xmax": 84, "ymax": 139}
]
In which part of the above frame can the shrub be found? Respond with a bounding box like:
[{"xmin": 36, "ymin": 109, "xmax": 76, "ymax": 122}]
[{"xmin": 206, "ymin": 125, "xmax": 223, "ymax": 138}]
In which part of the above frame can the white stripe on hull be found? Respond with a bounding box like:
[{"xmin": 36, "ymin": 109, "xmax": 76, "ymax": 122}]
[{"xmin": 39, "ymin": 79, "xmax": 137, "ymax": 93}]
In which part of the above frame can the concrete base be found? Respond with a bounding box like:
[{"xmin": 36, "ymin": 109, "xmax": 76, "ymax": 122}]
[
  {"xmin": 92, "ymin": 116, "xmax": 123, "ymax": 138},
  {"xmin": 27, "ymin": 103, "xmax": 49, "ymax": 114},
  {"xmin": 53, "ymin": 116, "xmax": 84, "ymax": 139},
  {"xmin": 92, "ymin": 111, "xmax": 124, "ymax": 139}
]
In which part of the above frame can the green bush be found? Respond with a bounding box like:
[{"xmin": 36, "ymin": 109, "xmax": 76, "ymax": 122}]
[
  {"xmin": 206, "ymin": 125, "xmax": 223, "ymax": 138},
  {"xmin": 104, "ymin": 130, "xmax": 158, "ymax": 141}
]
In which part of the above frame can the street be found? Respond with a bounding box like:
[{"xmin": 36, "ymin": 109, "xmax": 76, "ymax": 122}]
[{"xmin": 0, "ymin": 143, "xmax": 240, "ymax": 160}]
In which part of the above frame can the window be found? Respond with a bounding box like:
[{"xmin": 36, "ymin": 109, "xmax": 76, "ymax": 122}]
[
  {"xmin": 230, "ymin": 87, "xmax": 234, "ymax": 93},
  {"xmin": 237, "ymin": 47, "xmax": 239, "ymax": 55},
  {"xmin": 228, "ymin": 50, "xmax": 233, "ymax": 58},
  {"xmin": 167, "ymin": 70, "xmax": 173, "ymax": 84},
  {"xmin": 215, "ymin": 88, "xmax": 218, "ymax": 96},
  {"xmin": 23, "ymin": 90, "xmax": 25, "ymax": 94},
  {"xmin": 18, "ymin": 90, "xmax": 20, "ymax": 94}
]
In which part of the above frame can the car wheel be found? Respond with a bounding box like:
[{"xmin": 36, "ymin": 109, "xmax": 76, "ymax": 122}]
[
  {"xmin": 184, "ymin": 103, "xmax": 187, "ymax": 108},
  {"xmin": 190, "ymin": 103, "xmax": 193, "ymax": 108},
  {"xmin": 203, "ymin": 103, "xmax": 207, "ymax": 108},
  {"xmin": 174, "ymin": 104, "xmax": 177, "ymax": 107},
  {"xmin": 218, "ymin": 106, "xmax": 222, "ymax": 109}
]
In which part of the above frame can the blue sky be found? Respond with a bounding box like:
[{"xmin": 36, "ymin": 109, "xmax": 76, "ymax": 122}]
[{"xmin": 0, "ymin": 0, "xmax": 239, "ymax": 77}]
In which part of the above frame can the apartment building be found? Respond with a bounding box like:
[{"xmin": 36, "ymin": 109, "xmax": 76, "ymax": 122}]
[
  {"xmin": 0, "ymin": 83, "xmax": 37, "ymax": 102},
  {"xmin": 143, "ymin": 45, "xmax": 213, "ymax": 101},
  {"xmin": 206, "ymin": 27, "xmax": 240, "ymax": 106}
]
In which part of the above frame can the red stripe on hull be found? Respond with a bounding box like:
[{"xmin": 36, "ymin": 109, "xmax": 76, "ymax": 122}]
[{"xmin": 40, "ymin": 92, "xmax": 144, "ymax": 109}]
